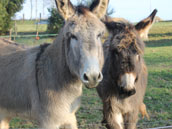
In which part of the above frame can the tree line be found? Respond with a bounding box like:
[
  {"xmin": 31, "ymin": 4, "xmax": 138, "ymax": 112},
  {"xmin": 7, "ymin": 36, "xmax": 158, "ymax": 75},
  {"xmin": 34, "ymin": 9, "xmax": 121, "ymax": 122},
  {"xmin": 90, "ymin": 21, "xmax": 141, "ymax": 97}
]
[{"xmin": 0, "ymin": 0, "xmax": 24, "ymax": 35}]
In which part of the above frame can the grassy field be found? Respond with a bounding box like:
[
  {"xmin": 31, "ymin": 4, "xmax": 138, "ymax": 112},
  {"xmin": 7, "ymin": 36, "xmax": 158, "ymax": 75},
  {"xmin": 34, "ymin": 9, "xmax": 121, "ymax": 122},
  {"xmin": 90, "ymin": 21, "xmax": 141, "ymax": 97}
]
[
  {"xmin": 5, "ymin": 21, "xmax": 172, "ymax": 128},
  {"xmin": 9, "ymin": 20, "xmax": 55, "ymax": 47}
]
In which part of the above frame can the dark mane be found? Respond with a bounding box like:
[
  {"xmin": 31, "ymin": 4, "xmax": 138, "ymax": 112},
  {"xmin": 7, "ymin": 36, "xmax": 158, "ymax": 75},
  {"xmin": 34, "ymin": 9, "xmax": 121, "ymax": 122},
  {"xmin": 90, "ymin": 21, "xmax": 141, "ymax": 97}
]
[{"xmin": 75, "ymin": 5, "xmax": 90, "ymax": 15}]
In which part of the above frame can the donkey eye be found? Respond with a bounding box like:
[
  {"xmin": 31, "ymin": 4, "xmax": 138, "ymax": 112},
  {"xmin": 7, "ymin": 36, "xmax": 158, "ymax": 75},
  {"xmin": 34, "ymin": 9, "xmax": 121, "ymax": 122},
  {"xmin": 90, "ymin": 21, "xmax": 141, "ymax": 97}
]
[
  {"xmin": 135, "ymin": 75, "xmax": 138, "ymax": 83},
  {"xmin": 71, "ymin": 34, "xmax": 77, "ymax": 40},
  {"xmin": 97, "ymin": 32, "xmax": 103, "ymax": 39},
  {"xmin": 136, "ymin": 55, "xmax": 140, "ymax": 61},
  {"xmin": 113, "ymin": 49, "xmax": 119, "ymax": 55}
]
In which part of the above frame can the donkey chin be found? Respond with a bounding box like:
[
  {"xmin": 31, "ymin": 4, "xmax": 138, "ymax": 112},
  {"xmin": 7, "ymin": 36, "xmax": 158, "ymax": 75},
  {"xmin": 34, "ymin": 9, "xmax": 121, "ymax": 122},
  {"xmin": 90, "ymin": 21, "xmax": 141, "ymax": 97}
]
[{"xmin": 83, "ymin": 81, "xmax": 100, "ymax": 89}]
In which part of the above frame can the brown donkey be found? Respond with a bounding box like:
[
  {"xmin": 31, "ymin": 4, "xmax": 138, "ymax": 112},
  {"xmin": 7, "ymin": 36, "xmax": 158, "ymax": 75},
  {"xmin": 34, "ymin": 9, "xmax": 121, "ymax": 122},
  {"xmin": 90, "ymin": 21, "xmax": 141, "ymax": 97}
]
[
  {"xmin": 101, "ymin": 10, "xmax": 157, "ymax": 121},
  {"xmin": 0, "ymin": 0, "xmax": 109, "ymax": 128},
  {"xmin": 97, "ymin": 19, "xmax": 149, "ymax": 129}
]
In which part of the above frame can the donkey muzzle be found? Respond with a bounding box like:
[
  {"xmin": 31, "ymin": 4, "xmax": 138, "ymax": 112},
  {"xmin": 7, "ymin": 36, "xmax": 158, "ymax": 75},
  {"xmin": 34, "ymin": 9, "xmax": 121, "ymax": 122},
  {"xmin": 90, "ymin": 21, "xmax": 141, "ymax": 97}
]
[
  {"xmin": 80, "ymin": 58, "xmax": 103, "ymax": 88},
  {"xmin": 119, "ymin": 87, "xmax": 136, "ymax": 98},
  {"xmin": 82, "ymin": 72, "xmax": 103, "ymax": 88}
]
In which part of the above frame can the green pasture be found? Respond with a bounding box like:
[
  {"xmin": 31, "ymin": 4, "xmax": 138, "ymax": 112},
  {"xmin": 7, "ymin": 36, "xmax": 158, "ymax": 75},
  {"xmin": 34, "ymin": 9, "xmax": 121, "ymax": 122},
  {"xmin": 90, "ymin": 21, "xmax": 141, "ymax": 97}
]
[{"xmin": 6, "ymin": 21, "xmax": 172, "ymax": 128}]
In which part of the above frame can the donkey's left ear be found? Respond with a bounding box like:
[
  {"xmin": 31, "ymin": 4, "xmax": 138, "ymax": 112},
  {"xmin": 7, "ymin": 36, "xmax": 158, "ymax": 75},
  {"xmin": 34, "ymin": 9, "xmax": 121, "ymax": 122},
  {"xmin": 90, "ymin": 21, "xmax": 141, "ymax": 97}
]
[
  {"xmin": 135, "ymin": 9, "xmax": 158, "ymax": 39},
  {"xmin": 90, "ymin": 0, "xmax": 109, "ymax": 19},
  {"xmin": 55, "ymin": 0, "xmax": 75, "ymax": 20}
]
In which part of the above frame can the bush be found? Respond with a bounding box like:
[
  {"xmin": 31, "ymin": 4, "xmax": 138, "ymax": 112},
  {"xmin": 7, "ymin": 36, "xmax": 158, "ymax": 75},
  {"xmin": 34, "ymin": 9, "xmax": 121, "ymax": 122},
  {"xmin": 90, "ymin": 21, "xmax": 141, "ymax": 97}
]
[
  {"xmin": 0, "ymin": 0, "xmax": 24, "ymax": 35},
  {"xmin": 0, "ymin": 4, "xmax": 9, "ymax": 34},
  {"xmin": 47, "ymin": 8, "xmax": 64, "ymax": 34}
]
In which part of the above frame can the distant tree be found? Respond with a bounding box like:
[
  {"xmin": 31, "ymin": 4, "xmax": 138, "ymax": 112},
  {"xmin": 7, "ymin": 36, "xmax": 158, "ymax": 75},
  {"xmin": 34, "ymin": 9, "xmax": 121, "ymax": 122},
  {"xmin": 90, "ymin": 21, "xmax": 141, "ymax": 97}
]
[
  {"xmin": 0, "ymin": 0, "xmax": 25, "ymax": 35},
  {"xmin": 47, "ymin": 8, "xmax": 64, "ymax": 34}
]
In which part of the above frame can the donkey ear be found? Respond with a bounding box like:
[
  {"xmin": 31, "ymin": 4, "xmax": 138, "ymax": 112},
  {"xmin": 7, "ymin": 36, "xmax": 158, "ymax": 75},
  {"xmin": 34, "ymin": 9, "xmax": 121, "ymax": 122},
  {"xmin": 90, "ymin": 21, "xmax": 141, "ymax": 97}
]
[
  {"xmin": 90, "ymin": 0, "xmax": 109, "ymax": 19},
  {"xmin": 135, "ymin": 9, "xmax": 158, "ymax": 39},
  {"xmin": 104, "ymin": 21, "xmax": 126, "ymax": 33},
  {"xmin": 55, "ymin": 0, "xmax": 75, "ymax": 20}
]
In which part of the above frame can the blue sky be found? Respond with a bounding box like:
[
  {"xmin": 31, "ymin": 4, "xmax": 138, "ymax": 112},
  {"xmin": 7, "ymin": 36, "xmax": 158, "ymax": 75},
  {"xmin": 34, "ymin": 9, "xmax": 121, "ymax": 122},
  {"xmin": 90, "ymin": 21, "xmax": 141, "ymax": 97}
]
[{"xmin": 16, "ymin": 0, "xmax": 172, "ymax": 22}]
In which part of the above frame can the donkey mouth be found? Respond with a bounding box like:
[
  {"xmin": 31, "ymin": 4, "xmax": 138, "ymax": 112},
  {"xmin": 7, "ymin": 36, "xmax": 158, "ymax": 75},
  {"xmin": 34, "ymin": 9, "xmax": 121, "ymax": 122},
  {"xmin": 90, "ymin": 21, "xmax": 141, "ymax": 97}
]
[
  {"xmin": 119, "ymin": 87, "xmax": 136, "ymax": 98},
  {"xmin": 83, "ymin": 82, "xmax": 99, "ymax": 89}
]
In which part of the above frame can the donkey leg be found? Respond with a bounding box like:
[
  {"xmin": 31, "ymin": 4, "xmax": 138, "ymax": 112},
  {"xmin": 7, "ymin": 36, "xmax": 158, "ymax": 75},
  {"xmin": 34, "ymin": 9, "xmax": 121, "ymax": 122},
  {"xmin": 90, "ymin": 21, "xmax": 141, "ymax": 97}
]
[
  {"xmin": 102, "ymin": 103, "xmax": 124, "ymax": 129},
  {"xmin": 39, "ymin": 115, "xmax": 78, "ymax": 129},
  {"xmin": 63, "ymin": 114, "xmax": 78, "ymax": 129},
  {"xmin": 0, "ymin": 117, "xmax": 11, "ymax": 129},
  {"xmin": 139, "ymin": 103, "xmax": 149, "ymax": 120},
  {"xmin": 40, "ymin": 122, "xmax": 60, "ymax": 129},
  {"xmin": 124, "ymin": 110, "xmax": 139, "ymax": 129},
  {"xmin": 104, "ymin": 112, "xmax": 124, "ymax": 129}
]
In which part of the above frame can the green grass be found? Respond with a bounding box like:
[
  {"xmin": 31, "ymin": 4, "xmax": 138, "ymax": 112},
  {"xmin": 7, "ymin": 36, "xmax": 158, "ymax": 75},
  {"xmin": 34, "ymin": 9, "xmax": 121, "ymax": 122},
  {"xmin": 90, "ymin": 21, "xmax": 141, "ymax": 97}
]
[
  {"xmin": 10, "ymin": 20, "xmax": 55, "ymax": 46},
  {"xmin": 15, "ymin": 20, "xmax": 48, "ymax": 33},
  {"xmin": 7, "ymin": 21, "xmax": 172, "ymax": 128}
]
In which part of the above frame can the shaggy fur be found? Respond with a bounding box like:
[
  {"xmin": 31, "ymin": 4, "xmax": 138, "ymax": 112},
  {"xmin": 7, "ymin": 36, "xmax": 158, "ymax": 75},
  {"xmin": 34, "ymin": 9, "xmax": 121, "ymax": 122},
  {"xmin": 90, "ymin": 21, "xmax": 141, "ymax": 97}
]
[
  {"xmin": 97, "ymin": 20, "xmax": 148, "ymax": 129},
  {"xmin": 0, "ymin": 0, "xmax": 109, "ymax": 129}
]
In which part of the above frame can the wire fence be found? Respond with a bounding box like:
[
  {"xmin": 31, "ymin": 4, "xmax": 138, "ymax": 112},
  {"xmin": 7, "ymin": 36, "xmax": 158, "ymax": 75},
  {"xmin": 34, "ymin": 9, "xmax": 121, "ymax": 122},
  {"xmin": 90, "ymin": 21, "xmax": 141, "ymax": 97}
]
[
  {"xmin": 0, "ymin": 34, "xmax": 57, "ymax": 38},
  {"xmin": 0, "ymin": 19, "xmax": 58, "ymax": 46}
]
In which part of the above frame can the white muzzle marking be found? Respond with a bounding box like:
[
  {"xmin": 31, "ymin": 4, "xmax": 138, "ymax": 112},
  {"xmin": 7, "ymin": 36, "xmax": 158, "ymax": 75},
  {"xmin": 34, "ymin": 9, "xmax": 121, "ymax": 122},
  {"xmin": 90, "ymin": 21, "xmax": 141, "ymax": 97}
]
[{"xmin": 121, "ymin": 73, "xmax": 136, "ymax": 89}]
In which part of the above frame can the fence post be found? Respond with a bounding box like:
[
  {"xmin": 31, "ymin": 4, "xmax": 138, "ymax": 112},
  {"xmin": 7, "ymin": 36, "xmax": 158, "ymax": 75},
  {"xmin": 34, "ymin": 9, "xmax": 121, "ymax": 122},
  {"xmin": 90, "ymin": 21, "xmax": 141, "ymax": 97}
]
[
  {"xmin": 23, "ymin": 14, "xmax": 25, "ymax": 23},
  {"xmin": 40, "ymin": 13, "xmax": 41, "ymax": 22},
  {"xmin": 9, "ymin": 29, "xmax": 12, "ymax": 40},
  {"xmin": 36, "ymin": 19, "xmax": 39, "ymax": 40},
  {"xmin": 14, "ymin": 20, "xmax": 18, "ymax": 39}
]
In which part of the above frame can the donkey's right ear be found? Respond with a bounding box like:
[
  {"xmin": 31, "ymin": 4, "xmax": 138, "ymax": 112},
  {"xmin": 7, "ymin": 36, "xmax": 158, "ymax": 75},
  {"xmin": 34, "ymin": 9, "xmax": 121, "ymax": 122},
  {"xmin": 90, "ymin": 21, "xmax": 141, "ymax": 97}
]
[
  {"xmin": 55, "ymin": 0, "xmax": 75, "ymax": 20},
  {"xmin": 90, "ymin": 0, "xmax": 109, "ymax": 19},
  {"xmin": 104, "ymin": 21, "xmax": 126, "ymax": 33},
  {"xmin": 135, "ymin": 9, "xmax": 158, "ymax": 39}
]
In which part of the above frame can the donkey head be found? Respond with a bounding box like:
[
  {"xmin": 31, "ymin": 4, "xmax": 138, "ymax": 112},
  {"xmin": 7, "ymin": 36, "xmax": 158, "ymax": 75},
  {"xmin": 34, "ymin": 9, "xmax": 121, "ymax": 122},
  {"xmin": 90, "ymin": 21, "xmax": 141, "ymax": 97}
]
[
  {"xmin": 105, "ymin": 21, "xmax": 145, "ymax": 96},
  {"xmin": 55, "ymin": 0, "xmax": 109, "ymax": 88}
]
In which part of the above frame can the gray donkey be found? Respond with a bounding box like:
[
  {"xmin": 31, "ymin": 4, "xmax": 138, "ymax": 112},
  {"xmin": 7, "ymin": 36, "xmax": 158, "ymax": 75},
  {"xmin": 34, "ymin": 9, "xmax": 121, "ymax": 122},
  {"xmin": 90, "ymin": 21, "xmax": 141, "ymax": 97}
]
[
  {"xmin": 0, "ymin": 0, "xmax": 109, "ymax": 128},
  {"xmin": 97, "ymin": 16, "xmax": 152, "ymax": 129}
]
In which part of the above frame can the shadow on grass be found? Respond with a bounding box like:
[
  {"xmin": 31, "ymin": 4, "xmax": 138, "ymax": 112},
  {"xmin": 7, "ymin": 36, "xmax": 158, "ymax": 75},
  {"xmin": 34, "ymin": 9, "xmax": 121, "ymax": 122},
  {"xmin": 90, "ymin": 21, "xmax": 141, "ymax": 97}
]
[
  {"xmin": 145, "ymin": 39, "xmax": 172, "ymax": 47},
  {"xmin": 149, "ymin": 32, "xmax": 172, "ymax": 37},
  {"xmin": 144, "ymin": 54, "xmax": 172, "ymax": 67}
]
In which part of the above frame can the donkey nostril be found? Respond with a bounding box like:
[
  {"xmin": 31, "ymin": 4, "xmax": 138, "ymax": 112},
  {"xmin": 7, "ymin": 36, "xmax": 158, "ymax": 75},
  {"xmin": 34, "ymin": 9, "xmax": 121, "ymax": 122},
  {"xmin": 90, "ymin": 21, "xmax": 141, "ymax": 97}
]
[
  {"xmin": 98, "ymin": 73, "xmax": 101, "ymax": 79},
  {"xmin": 83, "ymin": 73, "xmax": 89, "ymax": 81},
  {"xmin": 97, "ymin": 73, "xmax": 103, "ymax": 82},
  {"xmin": 135, "ymin": 76, "xmax": 138, "ymax": 83}
]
